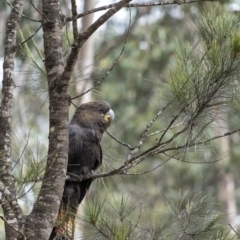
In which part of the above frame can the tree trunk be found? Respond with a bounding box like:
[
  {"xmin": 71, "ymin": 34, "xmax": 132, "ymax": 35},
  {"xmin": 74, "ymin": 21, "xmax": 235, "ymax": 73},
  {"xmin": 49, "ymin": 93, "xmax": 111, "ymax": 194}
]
[
  {"xmin": 24, "ymin": 1, "xmax": 69, "ymax": 239},
  {"xmin": 0, "ymin": 0, "xmax": 25, "ymax": 239},
  {"xmin": 216, "ymin": 112, "xmax": 237, "ymax": 226},
  {"xmin": 76, "ymin": 0, "xmax": 95, "ymax": 105}
]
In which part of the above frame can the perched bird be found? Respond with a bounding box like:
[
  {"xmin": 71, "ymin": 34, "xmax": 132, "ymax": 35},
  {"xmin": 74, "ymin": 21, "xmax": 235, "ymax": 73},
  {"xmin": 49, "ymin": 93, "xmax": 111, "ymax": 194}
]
[{"xmin": 49, "ymin": 101, "xmax": 114, "ymax": 240}]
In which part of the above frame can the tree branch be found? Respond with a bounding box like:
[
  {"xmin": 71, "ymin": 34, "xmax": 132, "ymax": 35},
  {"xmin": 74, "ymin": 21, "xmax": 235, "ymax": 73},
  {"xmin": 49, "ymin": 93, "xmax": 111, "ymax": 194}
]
[
  {"xmin": 70, "ymin": 126, "xmax": 240, "ymax": 181},
  {"xmin": 127, "ymin": 0, "xmax": 218, "ymax": 7},
  {"xmin": 4, "ymin": 0, "xmax": 41, "ymax": 22},
  {"xmin": 106, "ymin": 130, "xmax": 134, "ymax": 150},
  {"xmin": 71, "ymin": 4, "xmax": 131, "ymax": 101},
  {"xmin": 125, "ymin": 99, "xmax": 175, "ymax": 162},
  {"xmin": 229, "ymin": 224, "xmax": 240, "ymax": 238},
  {"xmin": 29, "ymin": 0, "xmax": 49, "ymax": 21},
  {"xmin": 66, "ymin": 0, "xmax": 218, "ymax": 22},
  {"xmin": 61, "ymin": 0, "xmax": 133, "ymax": 89},
  {"xmin": 96, "ymin": 6, "xmax": 150, "ymax": 59},
  {"xmin": 123, "ymin": 156, "xmax": 172, "ymax": 175},
  {"xmin": 71, "ymin": 0, "xmax": 78, "ymax": 40}
]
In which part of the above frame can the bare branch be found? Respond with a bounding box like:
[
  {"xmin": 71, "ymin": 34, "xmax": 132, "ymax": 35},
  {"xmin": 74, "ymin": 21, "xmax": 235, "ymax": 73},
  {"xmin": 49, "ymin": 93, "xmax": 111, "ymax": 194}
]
[
  {"xmin": 124, "ymin": 157, "xmax": 171, "ymax": 175},
  {"xmin": 66, "ymin": 1, "xmax": 130, "ymax": 22},
  {"xmin": 71, "ymin": 4, "xmax": 132, "ymax": 101},
  {"xmin": 73, "ymin": 126, "xmax": 240, "ymax": 181},
  {"xmin": 106, "ymin": 130, "xmax": 134, "ymax": 150},
  {"xmin": 126, "ymin": 51, "xmax": 211, "ymax": 163},
  {"xmin": 71, "ymin": 0, "xmax": 78, "ymax": 40},
  {"xmin": 125, "ymin": 104, "xmax": 172, "ymax": 163},
  {"xmin": 125, "ymin": 98, "xmax": 190, "ymax": 163},
  {"xmin": 66, "ymin": 0, "xmax": 218, "ymax": 22},
  {"xmin": 127, "ymin": 0, "xmax": 218, "ymax": 7},
  {"xmin": 164, "ymin": 152, "xmax": 225, "ymax": 164},
  {"xmin": 29, "ymin": 0, "xmax": 49, "ymax": 21},
  {"xmin": 147, "ymin": 120, "xmax": 185, "ymax": 138},
  {"xmin": 4, "ymin": 0, "xmax": 41, "ymax": 22},
  {"xmin": 153, "ymin": 127, "xmax": 240, "ymax": 156},
  {"xmin": 62, "ymin": 0, "xmax": 133, "ymax": 89},
  {"xmin": 98, "ymin": 6, "xmax": 148, "ymax": 59}
]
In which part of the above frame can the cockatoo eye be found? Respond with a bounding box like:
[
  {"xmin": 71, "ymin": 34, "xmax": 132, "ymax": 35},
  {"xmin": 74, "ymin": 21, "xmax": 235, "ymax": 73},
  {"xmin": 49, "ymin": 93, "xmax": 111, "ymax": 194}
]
[{"xmin": 98, "ymin": 108, "xmax": 105, "ymax": 113}]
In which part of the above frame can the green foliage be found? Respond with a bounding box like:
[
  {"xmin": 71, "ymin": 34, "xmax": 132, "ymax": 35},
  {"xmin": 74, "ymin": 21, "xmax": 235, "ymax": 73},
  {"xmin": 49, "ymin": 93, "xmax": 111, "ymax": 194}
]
[
  {"xmin": 19, "ymin": 28, "xmax": 47, "ymax": 94},
  {"xmin": 62, "ymin": 29, "xmax": 74, "ymax": 59},
  {"xmin": 11, "ymin": 133, "xmax": 46, "ymax": 207},
  {"xmin": 164, "ymin": 194, "xmax": 224, "ymax": 239},
  {"xmin": 77, "ymin": 193, "xmax": 238, "ymax": 240},
  {"xmin": 162, "ymin": 8, "xmax": 240, "ymax": 119},
  {"xmin": 78, "ymin": 195, "xmax": 139, "ymax": 240},
  {"xmin": 85, "ymin": 195, "xmax": 104, "ymax": 225},
  {"xmin": 147, "ymin": 7, "xmax": 240, "ymax": 164},
  {"xmin": 231, "ymin": 31, "xmax": 240, "ymax": 56}
]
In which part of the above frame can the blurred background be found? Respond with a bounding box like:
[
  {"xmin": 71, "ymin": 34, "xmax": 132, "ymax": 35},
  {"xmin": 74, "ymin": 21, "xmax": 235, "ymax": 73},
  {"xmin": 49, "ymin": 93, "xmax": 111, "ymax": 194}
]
[{"xmin": 0, "ymin": 0, "xmax": 240, "ymax": 239}]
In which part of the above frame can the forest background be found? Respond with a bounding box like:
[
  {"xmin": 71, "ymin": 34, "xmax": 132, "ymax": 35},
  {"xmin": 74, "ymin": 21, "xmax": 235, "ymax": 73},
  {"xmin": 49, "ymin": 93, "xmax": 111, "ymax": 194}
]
[{"xmin": 1, "ymin": 0, "xmax": 240, "ymax": 239}]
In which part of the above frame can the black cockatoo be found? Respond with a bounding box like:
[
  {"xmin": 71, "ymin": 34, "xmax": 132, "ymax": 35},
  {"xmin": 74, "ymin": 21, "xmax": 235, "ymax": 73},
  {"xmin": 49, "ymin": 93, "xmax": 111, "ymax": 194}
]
[{"xmin": 49, "ymin": 101, "xmax": 114, "ymax": 240}]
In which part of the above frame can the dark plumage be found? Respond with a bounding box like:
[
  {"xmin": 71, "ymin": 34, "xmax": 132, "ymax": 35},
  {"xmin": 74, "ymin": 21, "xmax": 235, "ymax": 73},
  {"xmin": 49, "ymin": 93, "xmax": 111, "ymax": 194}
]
[{"xmin": 49, "ymin": 101, "xmax": 114, "ymax": 240}]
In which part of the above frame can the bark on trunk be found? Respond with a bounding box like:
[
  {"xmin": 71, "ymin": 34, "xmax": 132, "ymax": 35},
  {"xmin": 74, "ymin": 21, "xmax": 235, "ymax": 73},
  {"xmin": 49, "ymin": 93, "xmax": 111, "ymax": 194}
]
[
  {"xmin": 24, "ymin": 1, "xmax": 69, "ymax": 239},
  {"xmin": 0, "ymin": 0, "xmax": 25, "ymax": 239}
]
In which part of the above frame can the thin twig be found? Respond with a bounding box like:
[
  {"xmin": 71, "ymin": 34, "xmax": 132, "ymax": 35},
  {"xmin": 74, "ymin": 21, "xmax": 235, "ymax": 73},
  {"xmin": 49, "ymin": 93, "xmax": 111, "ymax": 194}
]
[
  {"xmin": 4, "ymin": 0, "xmax": 41, "ymax": 22},
  {"xmin": 177, "ymin": 232, "xmax": 184, "ymax": 240},
  {"xmin": 29, "ymin": 0, "xmax": 49, "ymax": 21},
  {"xmin": 151, "ymin": 127, "xmax": 240, "ymax": 156},
  {"xmin": 127, "ymin": 50, "xmax": 210, "ymax": 163},
  {"xmin": 71, "ymin": 100, "xmax": 78, "ymax": 108},
  {"xmin": 131, "ymin": 105, "xmax": 191, "ymax": 164},
  {"xmin": 163, "ymin": 152, "xmax": 225, "ymax": 164},
  {"xmin": 16, "ymin": 25, "xmax": 42, "ymax": 48},
  {"xmin": 71, "ymin": 4, "xmax": 132, "ymax": 100},
  {"xmin": 147, "ymin": 120, "xmax": 185, "ymax": 138},
  {"xmin": 157, "ymin": 98, "xmax": 196, "ymax": 145},
  {"xmin": 11, "ymin": 127, "xmax": 32, "ymax": 173},
  {"xmin": 125, "ymin": 67, "xmax": 198, "ymax": 162},
  {"xmin": 74, "ymin": 126, "xmax": 240, "ymax": 181},
  {"xmin": 106, "ymin": 131, "xmax": 133, "ymax": 150},
  {"xmin": 66, "ymin": 0, "xmax": 218, "ymax": 22},
  {"xmin": 99, "ymin": 6, "xmax": 147, "ymax": 59},
  {"xmin": 124, "ymin": 157, "xmax": 171, "ymax": 175},
  {"xmin": 125, "ymin": 107, "xmax": 167, "ymax": 162},
  {"xmin": 229, "ymin": 224, "xmax": 240, "ymax": 237},
  {"xmin": 128, "ymin": 0, "xmax": 218, "ymax": 7},
  {"xmin": 17, "ymin": 181, "xmax": 37, "ymax": 199},
  {"xmin": 61, "ymin": 0, "xmax": 133, "ymax": 91}
]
